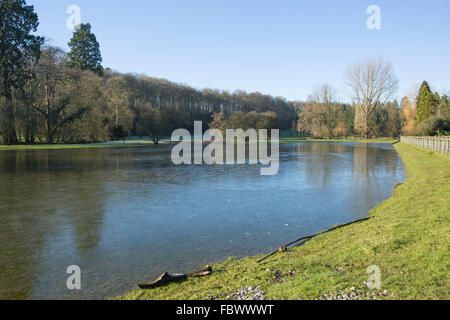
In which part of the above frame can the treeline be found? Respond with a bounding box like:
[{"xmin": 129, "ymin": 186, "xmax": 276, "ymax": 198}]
[
  {"xmin": 209, "ymin": 111, "xmax": 279, "ymax": 134},
  {"xmin": 295, "ymin": 80, "xmax": 449, "ymax": 139},
  {"xmin": 294, "ymin": 84, "xmax": 403, "ymax": 139},
  {"xmin": 0, "ymin": 1, "xmax": 296, "ymax": 145},
  {"xmin": 1, "ymin": 1, "xmax": 448, "ymax": 145},
  {"xmin": 297, "ymin": 99, "xmax": 404, "ymax": 139},
  {"xmin": 411, "ymin": 81, "xmax": 450, "ymax": 136},
  {"xmin": 1, "ymin": 54, "xmax": 297, "ymax": 144}
]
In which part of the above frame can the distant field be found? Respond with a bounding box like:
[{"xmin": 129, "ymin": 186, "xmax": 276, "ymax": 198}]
[{"xmin": 0, "ymin": 138, "xmax": 398, "ymax": 151}]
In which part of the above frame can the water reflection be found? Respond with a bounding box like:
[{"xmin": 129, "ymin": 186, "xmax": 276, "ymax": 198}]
[{"xmin": 0, "ymin": 143, "xmax": 405, "ymax": 299}]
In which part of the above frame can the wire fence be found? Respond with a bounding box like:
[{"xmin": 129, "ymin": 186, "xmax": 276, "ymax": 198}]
[{"xmin": 401, "ymin": 136, "xmax": 450, "ymax": 156}]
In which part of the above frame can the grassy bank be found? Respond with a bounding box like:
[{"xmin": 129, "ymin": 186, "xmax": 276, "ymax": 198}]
[{"xmin": 118, "ymin": 143, "xmax": 449, "ymax": 300}]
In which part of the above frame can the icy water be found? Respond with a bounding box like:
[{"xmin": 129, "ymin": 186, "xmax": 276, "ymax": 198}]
[{"xmin": 0, "ymin": 142, "xmax": 405, "ymax": 299}]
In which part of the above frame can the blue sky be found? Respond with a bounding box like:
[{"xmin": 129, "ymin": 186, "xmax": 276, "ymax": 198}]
[{"xmin": 28, "ymin": 0, "xmax": 450, "ymax": 102}]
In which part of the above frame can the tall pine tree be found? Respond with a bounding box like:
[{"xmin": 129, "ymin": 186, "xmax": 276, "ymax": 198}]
[
  {"xmin": 67, "ymin": 23, "xmax": 103, "ymax": 76},
  {"xmin": 416, "ymin": 81, "xmax": 436, "ymax": 124},
  {"xmin": 0, "ymin": 0, "xmax": 43, "ymax": 144}
]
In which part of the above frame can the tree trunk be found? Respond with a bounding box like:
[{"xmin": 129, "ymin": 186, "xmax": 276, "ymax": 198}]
[
  {"xmin": 4, "ymin": 88, "xmax": 18, "ymax": 145},
  {"xmin": 45, "ymin": 86, "xmax": 53, "ymax": 144},
  {"xmin": 46, "ymin": 110, "xmax": 53, "ymax": 144},
  {"xmin": 25, "ymin": 95, "xmax": 34, "ymax": 144},
  {"xmin": 46, "ymin": 117, "xmax": 54, "ymax": 144},
  {"xmin": 363, "ymin": 115, "xmax": 369, "ymax": 139}
]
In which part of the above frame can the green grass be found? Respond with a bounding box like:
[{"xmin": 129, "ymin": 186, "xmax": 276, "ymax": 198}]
[
  {"xmin": 117, "ymin": 143, "xmax": 449, "ymax": 300},
  {"xmin": 0, "ymin": 138, "xmax": 398, "ymax": 151}
]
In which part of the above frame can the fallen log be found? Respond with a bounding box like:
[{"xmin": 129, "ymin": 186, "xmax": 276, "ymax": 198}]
[
  {"xmin": 188, "ymin": 265, "xmax": 213, "ymax": 277},
  {"xmin": 138, "ymin": 265, "xmax": 213, "ymax": 290},
  {"xmin": 138, "ymin": 272, "xmax": 187, "ymax": 289}
]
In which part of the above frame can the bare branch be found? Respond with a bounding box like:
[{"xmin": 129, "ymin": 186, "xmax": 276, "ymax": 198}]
[{"xmin": 346, "ymin": 57, "xmax": 398, "ymax": 137}]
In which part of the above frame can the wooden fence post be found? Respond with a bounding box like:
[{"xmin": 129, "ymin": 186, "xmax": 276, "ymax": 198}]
[{"xmin": 401, "ymin": 136, "xmax": 449, "ymax": 157}]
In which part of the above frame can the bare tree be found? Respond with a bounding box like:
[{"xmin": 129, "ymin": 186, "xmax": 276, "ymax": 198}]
[
  {"xmin": 34, "ymin": 46, "xmax": 88, "ymax": 143},
  {"xmin": 105, "ymin": 75, "xmax": 130, "ymax": 127},
  {"xmin": 346, "ymin": 57, "xmax": 398, "ymax": 138},
  {"xmin": 34, "ymin": 46, "xmax": 67, "ymax": 143},
  {"xmin": 301, "ymin": 84, "xmax": 339, "ymax": 138},
  {"xmin": 308, "ymin": 83, "xmax": 337, "ymax": 105}
]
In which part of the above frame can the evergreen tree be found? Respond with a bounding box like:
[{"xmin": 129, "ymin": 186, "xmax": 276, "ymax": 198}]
[
  {"xmin": 67, "ymin": 23, "xmax": 103, "ymax": 76},
  {"xmin": 0, "ymin": 0, "xmax": 43, "ymax": 144},
  {"xmin": 385, "ymin": 100, "xmax": 401, "ymax": 138},
  {"xmin": 437, "ymin": 94, "xmax": 450, "ymax": 118},
  {"xmin": 416, "ymin": 81, "xmax": 436, "ymax": 124}
]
